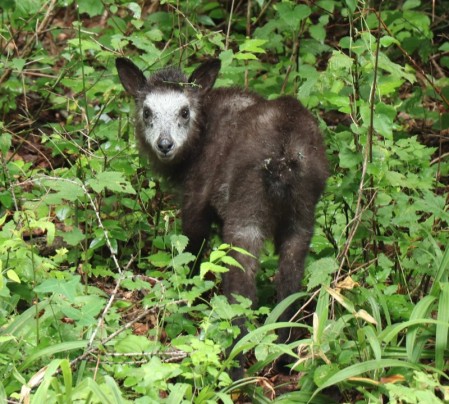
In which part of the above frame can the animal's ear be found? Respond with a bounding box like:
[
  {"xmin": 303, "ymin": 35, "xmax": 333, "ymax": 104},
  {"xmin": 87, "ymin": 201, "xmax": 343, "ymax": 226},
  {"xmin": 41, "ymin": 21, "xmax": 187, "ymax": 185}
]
[
  {"xmin": 188, "ymin": 59, "xmax": 221, "ymax": 92},
  {"xmin": 116, "ymin": 57, "xmax": 147, "ymax": 97}
]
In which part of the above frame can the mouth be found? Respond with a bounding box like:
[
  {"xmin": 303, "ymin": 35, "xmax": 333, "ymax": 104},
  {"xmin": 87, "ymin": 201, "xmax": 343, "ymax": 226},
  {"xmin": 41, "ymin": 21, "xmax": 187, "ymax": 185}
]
[{"xmin": 155, "ymin": 149, "xmax": 175, "ymax": 160}]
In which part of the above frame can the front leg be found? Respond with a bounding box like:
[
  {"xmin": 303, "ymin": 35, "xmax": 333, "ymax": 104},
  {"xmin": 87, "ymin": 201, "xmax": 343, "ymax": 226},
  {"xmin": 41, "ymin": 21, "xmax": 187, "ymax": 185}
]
[{"xmin": 181, "ymin": 203, "xmax": 214, "ymax": 257}]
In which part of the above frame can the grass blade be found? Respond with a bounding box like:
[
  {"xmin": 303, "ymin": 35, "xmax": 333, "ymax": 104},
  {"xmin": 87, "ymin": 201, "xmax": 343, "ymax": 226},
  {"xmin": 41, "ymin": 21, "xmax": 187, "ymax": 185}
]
[
  {"xmin": 406, "ymin": 295, "xmax": 436, "ymax": 362},
  {"xmin": 313, "ymin": 359, "xmax": 420, "ymax": 397},
  {"xmin": 436, "ymin": 282, "xmax": 449, "ymax": 371}
]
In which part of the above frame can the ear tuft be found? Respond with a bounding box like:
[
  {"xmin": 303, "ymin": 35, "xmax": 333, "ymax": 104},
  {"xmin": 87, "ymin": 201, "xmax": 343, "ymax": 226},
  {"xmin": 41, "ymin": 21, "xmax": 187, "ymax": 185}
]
[
  {"xmin": 188, "ymin": 59, "xmax": 221, "ymax": 93},
  {"xmin": 116, "ymin": 57, "xmax": 147, "ymax": 97}
]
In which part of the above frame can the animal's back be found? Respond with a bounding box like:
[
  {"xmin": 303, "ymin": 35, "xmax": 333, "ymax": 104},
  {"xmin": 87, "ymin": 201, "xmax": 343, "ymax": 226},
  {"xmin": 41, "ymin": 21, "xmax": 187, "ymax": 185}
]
[{"xmin": 196, "ymin": 89, "xmax": 327, "ymax": 220}]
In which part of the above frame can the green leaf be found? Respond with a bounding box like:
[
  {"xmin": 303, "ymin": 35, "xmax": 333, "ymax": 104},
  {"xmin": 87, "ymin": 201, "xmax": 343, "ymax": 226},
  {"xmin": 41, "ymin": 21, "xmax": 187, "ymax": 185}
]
[
  {"xmin": 127, "ymin": 2, "xmax": 142, "ymax": 18},
  {"xmin": 115, "ymin": 335, "xmax": 156, "ymax": 353},
  {"xmin": 344, "ymin": 0, "xmax": 357, "ymax": 13},
  {"xmin": 42, "ymin": 179, "xmax": 84, "ymax": 204},
  {"xmin": 265, "ymin": 292, "xmax": 309, "ymax": 324},
  {"xmin": 277, "ymin": 3, "xmax": 311, "ymax": 29},
  {"xmin": 314, "ymin": 364, "xmax": 340, "ymax": 387},
  {"xmin": 306, "ymin": 258, "xmax": 338, "ymax": 291},
  {"xmin": 210, "ymin": 249, "xmax": 226, "ymax": 262},
  {"xmin": 77, "ymin": 0, "xmax": 104, "ymax": 16},
  {"xmin": 239, "ymin": 38, "xmax": 267, "ymax": 53},
  {"xmin": 403, "ymin": 0, "xmax": 421, "ymax": 10},
  {"xmin": 339, "ymin": 145, "xmax": 362, "ymax": 169},
  {"xmin": 88, "ymin": 171, "xmax": 136, "ymax": 194},
  {"xmin": 435, "ymin": 283, "xmax": 449, "ymax": 370},
  {"xmin": 309, "ymin": 24, "xmax": 326, "ymax": 42},
  {"xmin": 171, "ymin": 252, "xmax": 195, "ymax": 269},
  {"xmin": 328, "ymin": 50, "xmax": 353, "ymax": 72},
  {"xmin": 0, "ymin": 133, "xmax": 11, "ymax": 155},
  {"xmin": 380, "ymin": 36, "xmax": 400, "ymax": 47},
  {"xmin": 234, "ymin": 53, "xmax": 258, "ymax": 60},
  {"xmin": 6, "ymin": 269, "xmax": 20, "ymax": 283},
  {"xmin": 34, "ymin": 277, "xmax": 81, "ymax": 301},
  {"xmin": 200, "ymin": 262, "xmax": 229, "ymax": 278},
  {"xmin": 62, "ymin": 227, "xmax": 85, "ymax": 246},
  {"xmin": 170, "ymin": 234, "xmax": 189, "ymax": 254},
  {"xmin": 220, "ymin": 255, "xmax": 243, "ymax": 269},
  {"xmin": 313, "ymin": 360, "xmax": 420, "ymax": 397},
  {"xmin": 373, "ymin": 102, "xmax": 397, "ymax": 138},
  {"xmin": 20, "ymin": 341, "xmax": 89, "ymax": 370},
  {"xmin": 149, "ymin": 251, "xmax": 171, "ymax": 267}
]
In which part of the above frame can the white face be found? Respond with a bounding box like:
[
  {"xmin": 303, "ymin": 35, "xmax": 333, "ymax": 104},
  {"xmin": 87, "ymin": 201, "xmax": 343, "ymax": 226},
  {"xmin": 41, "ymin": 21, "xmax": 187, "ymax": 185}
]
[{"xmin": 140, "ymin": 91, "xmax": 196, "ymax": 160}]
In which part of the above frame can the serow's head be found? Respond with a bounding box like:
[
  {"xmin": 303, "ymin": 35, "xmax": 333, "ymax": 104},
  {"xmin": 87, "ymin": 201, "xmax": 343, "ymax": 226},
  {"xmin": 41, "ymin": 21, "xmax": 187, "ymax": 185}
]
[{"xmin": 116, "ymin": 57, "xmax": 220, "ymax": 162}]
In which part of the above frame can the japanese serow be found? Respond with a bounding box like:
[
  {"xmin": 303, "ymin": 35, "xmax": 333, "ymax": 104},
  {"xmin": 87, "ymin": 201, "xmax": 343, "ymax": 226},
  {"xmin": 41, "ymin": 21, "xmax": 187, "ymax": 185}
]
[{"xmin": 116, "ymin": 57, "xmax": 328, "ymax": 367}]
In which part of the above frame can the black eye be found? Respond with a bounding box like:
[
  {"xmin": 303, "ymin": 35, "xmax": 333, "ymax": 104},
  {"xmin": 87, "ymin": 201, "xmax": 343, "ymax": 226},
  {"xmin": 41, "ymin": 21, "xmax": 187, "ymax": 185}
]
[
  {"xmin": 180, "ymin": 107, "xmax": 190, "ymax": 120},
  {"xmin": 143, "ymin": 107, "xmax": 152, "ymax": 119}
]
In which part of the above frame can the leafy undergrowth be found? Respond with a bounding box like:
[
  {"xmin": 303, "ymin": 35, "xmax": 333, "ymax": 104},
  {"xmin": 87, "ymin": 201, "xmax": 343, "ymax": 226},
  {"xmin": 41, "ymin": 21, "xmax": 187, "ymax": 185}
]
[{"xmin": 1, "ymin": 0, "xmax": 449, "ymax": 402}]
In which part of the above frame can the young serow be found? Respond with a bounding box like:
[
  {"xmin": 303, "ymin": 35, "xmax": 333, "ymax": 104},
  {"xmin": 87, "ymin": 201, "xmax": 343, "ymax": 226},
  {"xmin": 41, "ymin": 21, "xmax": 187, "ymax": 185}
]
[{"xmin": 116, "ymin": 57, "xmax": 328, "ymax": 373}]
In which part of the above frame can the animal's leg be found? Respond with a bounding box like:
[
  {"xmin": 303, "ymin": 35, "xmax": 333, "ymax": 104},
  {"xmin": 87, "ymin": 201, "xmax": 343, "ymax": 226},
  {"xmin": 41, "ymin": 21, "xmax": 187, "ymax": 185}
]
[
  {"xmin": 222, "ymin": 223, "xmax": 265, "ymax": 305},
  {"xmin": 181, "ymin": 204, "xmax": 213, "ymax": 257},
  {"xmin": 221, "ymin": 223, "xmax": 264, "ymax": 379},
  {"xmin": 275, "ymin": 228, "xmax": 314, "ymax": 343}
]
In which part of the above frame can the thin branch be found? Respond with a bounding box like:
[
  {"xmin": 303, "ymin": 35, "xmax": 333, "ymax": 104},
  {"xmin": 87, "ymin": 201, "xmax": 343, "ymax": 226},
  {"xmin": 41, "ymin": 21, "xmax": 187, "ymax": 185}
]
[
  {"xmin": 225, "ymin": 0, "xmax": 235, "ymax": 50},
  {"xmin": 87, "ymin": 255, "xmax": 136, "ymax": 350}
]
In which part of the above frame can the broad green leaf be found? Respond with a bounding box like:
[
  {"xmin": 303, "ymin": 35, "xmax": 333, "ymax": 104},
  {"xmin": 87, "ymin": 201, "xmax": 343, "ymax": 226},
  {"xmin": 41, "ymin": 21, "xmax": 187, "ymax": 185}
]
[
  {"xmin": 373, "ymin": 102, "xmax": 396, "ymax": 138},
  {"xmin": 307, "ymin": 258, "xmax": 337, "ymax": 291},
  {"xmin": 171, "ymin": 252, "xmax": 195, "ymax": 269},
  {"xmin": 41, "ymin": 179, "xmax": 84, "ymax": 204},
  {"xmin": 6, "ymin": 269, "xmax": 20, "ymax": 283},
  {"xmin": 76, "ymin": 0, "xmax": 104, "ymax": 16},
  {"xmin": 149, "ymin": 251, "xmax": 171, "ymax": 268},
  {"xmin": 234, "ymin": 52, "xmax": 258, "ymax": 60},
  {"xmin": 380, "ymin": 36, "xmax": 400, "ymax": 47},
  {"xmin": 0, "ymin": 133, "xmax": 11, "ymax": 155},
  {"xmin": 88, "ymin": 171, "xmax": 136, "ymax": 194},
  {"xmin": 403, "ymin": 0, "xmax": 421, "ymax": 10},
  {"xmin": 200, "ymin": 262, "xmax": 229, "ymax": 278},
  {"xmin": 62, "ymin": 227, "xmax": 85, "ymax": 246},
  {"xmin": 328, "ymin": 50, "xmax": 353, "ymax": 72},
  {"xmin": 277, "ymin": 3, "xmax": 311, "ymax": 29},
  {"xmin": 33, "ymin": 277, "xmax": 81, "ymax": 301},
  {"xmin": 239, "ymin": 39, "xmax": 267, "ymax": 54},
  {"xmin": 344, "ymin": 0, "xmax": 357, "ymax": 13},
  {"xmin": 170, "ymin": 234, "xmax": 189, "ymax": 254},
  {"xmin": 310, "ymin": 24, "xmax": 326, "ymax": 42},
  {"xmin": 314, "ymin": 364, "xmax": 340, "ymax": 387},
  {"xmin": 220, "ymin": 255, "xmax": 243, "ymax": 269},
  {"xmin": 115, "ymin": 335, "xmax": 156, "ymax": 353},
  {"xmin": 210, "ymin": 249, "xmax": 226, "ymax": 262}
]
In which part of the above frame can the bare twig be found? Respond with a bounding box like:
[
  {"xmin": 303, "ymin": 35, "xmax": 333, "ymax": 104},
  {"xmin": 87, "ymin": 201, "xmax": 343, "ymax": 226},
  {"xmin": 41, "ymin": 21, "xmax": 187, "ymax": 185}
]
[
  {"xmin": 87, "ymin": 255, "xmax": 136, "ymax": 350},
  {"xmin": 70, "ymin": 299, "xmax": 187, "ymax": 369},
  {"xmin": 335, "ymin": 8, "xmax": 383, "ymax": 277},
  {"xmin": 225, "ymin": 0, "xmax": 236, "ymax": 50}
]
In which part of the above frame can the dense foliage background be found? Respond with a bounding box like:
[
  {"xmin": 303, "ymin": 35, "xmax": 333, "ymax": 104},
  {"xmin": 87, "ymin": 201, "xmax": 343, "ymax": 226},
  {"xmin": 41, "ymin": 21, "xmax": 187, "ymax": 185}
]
[{"xmin": 1, "ymin": 0, "xmax": 449, "ymax": 402}]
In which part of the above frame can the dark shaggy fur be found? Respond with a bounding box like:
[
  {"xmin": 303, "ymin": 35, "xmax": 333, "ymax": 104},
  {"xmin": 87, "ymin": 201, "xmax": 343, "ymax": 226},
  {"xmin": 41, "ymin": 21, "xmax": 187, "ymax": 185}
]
[{"xmin": 116, "ymin": 57, "xmax": 328, "ymax": 374}]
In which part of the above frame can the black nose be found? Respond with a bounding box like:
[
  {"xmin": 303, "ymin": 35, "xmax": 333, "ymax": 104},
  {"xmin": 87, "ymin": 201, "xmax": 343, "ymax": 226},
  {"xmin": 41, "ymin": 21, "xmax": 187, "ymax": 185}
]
[{"xmin": 157, "ymin": 138, "xmax": 174, "ymax": 154}]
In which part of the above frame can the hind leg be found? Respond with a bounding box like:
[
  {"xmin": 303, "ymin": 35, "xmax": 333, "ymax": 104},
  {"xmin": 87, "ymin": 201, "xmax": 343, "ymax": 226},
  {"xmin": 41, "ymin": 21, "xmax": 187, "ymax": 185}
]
[
  {"xmin": 222, "ymin": 222, "xmax": 265, "ymax": 305},
  {"xmin": 275, "ymin": 226, "xmax": 314, "ymax": 343},
  {"xmin": 221, "ymin": 221, "xmax": 265, "ymax": 379}
]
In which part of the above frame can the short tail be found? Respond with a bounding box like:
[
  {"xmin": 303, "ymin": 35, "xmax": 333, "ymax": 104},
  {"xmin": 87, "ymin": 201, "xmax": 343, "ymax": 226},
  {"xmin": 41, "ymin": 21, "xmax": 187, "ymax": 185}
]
[{"xmin": 261, "ymin": 154, "xmax": 302, "ymax": 200}]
